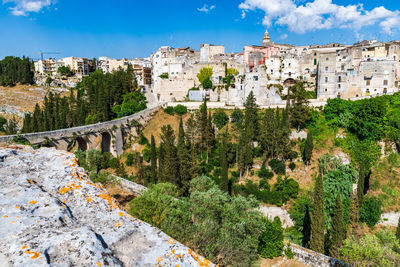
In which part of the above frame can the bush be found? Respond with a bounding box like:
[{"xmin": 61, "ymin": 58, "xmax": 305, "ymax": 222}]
[
  {"xmin": 129, "ymin": 176, "xmax": 266, "ymax": 266},
  {"xmin": 108, "ymin": 157, "xmax": 120, "ymax": 170},
  {"xmin": 284, "ymin": 246, "xmax": 295, "ymax": 259},
  {"xmin": 269, "ymin": 159, "xmax": 286, "ymax": 175},
  {"xmin": 164, "ymin": 106, "xmax": 174, "ymax": 115},
  {"xmin": 258, "ymin": 165, "xmax": 274, "ymax": 180},
  {"xmin": 258, "ymin": 217, "xmax": 284, "ymax": 259},
  {"xmin": 289, "ymin": 162, "xmax": 296, "ymax": 171},
  {"xmin": 212, "ymin": 109, "xmax": 229, "ymax": 129},
  {"xmin": 289, "ymin": 150, "xmax": 298, "ymax": 161},
  {"xmin": 90, "ymin": 170, "xmax": 115, "ymax": 184},
  {"xmin": 173, "ymin": 104, "xmax": 187, "ymax": 115},
  {"xmin": 339, "ymin": 229, "xmax": 400, "ymax": 266},
  {"xmin": 138, "ymin": 133, "xmax": 149, "ymax": 145},
  {"xmin": 85, "ymin": 149, "xmax": 102, "ymax": 173},
  {"xmin": 13, "ymin": 135, "xmax": 31, "ymax": 145},
  {"xmin": 159, "ymin": 73, "xmax": 169, "ymax": 79},
  {"xmin": 360, "ymin": 196, "xmax": 382, "ymax": 228},
  {"xmin": 125, "ymin": 153, "xmax": 134, "ymax": 166}
]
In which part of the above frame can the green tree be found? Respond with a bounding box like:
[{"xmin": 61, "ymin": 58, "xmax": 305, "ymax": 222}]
[
  {"xmin": 258, "ymin": 217, "xmax": 284, "ymax": 259},
  {"xmin": 212, "ymin": 109, "xmax": 228, "ymax": 129},
  {"xmin": 219, "ymin": 130, "xmax": 229, "ymax": 192},
  {"xmin": 57, "ymin": 66, "xmax": 74, "ymax": 76},
  {"xmin": 177, "ymin": 117, "xmax": 192, "ymax": 195},
  {"xmin": 160, "ymin": 125, "xmax": 177, "ymax": 184},
  {"xmin": 196, "ymin": 67, "xmax": 213, "ymax": 84},
  {"xmin": 303, "ymin": 132, "xmax": 313, "ymax": 166},
  {"xmin": 288, "ymin": 79, "xmax": 311, "ymax": 130},
  {"xmin": 310, "ymin": 174, "xmax": 325, "ymax": 253},
  {"xmin": 330, "ymin": 195, "xmax": 346, "ymax": 258},
  {"xmin": 150, "ymin": 135, "xmax": 157, "ymax": 184}
]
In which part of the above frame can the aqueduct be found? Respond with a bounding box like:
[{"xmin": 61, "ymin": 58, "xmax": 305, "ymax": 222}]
[{"xmin": 0, "ymin": 106, "xmax": 161, "ymax": 156}]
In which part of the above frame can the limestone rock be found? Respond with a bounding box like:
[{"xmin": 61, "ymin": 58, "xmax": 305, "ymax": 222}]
[{"xmin": 0, "ymin": 145, "xmax": 212, "ymax": 266}]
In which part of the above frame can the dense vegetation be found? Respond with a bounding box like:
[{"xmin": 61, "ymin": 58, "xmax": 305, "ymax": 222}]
[
  {"xmin": 21, "ymin": 68, "xmax": 146, "ymax": 133},
  {"xmin": 0, "ymin": 56, "xmax": 34, "ymax": 86}
]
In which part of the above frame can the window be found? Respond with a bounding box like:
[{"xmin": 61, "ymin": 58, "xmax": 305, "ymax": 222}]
[
  {"xmin": 338, "ymin": 84, "xmax": 341, "ymax": 89},
  {"xmin": 338, "ymin": 76, "xmax": 341, "ymax": 82},
  {"xmin": 253, "ymin": 76, "xmax": 258, "ymax": 81},
  {"xmin": 384, "ymin": 80, "xmax": 388, "ymax": 86},
  {"xmin": 325, "ymin": 66, "xmax": 329, "ymax": 71},
  {"xmin": 341, "ymin": 65, "xmax": 345, "ymax": 71},
  {"xmin": 326, "ymin": 57, "xmax": 329, "ymax": 61},
  {"xmin": 314, "ymin": 59, "xmax": 317, "ymax": 65},
  {"xmin": 325, "ymin": 89, "xmax": 328, "ymax": 92},
  {"xmin": 366, "ymin": 80, "xmax": 370, "ymax": 86},
  {"xmin": 325, "ymin": 77, "xmax": 328, "ymax": 82}
]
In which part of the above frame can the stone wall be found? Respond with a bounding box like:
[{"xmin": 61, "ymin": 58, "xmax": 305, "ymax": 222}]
[{"xmin": 289, "ymin": 244, "xmax": 348, "ymax": 267}]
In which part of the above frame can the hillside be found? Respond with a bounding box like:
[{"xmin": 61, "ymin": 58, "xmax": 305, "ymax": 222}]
[
  {"xmin": 0, "ymin": 85, "xmax": 69, "ymax": 121},
  {"xmin": 0, "ymin": 145, "xmax": 211, "ymax": 266}
]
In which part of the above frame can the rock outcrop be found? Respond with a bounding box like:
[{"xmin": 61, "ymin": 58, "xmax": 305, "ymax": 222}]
[{"xmin": 0, "ymin": 146, "xmax": 212, "ymax": 266}]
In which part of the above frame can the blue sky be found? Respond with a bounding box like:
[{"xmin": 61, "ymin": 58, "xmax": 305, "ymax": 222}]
[{"xmin": 1, "ymin": 0, "xmax": 400, "ymax": 60}]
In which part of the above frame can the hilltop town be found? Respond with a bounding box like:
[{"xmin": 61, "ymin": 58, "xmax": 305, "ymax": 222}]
[{"xmin": 34, "ymin": 30, "xmax": 400, "ymax": 106}]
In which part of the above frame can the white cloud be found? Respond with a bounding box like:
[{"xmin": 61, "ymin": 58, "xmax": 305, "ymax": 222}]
[
  {"xmin": 280, "ymin": 33, "xmax": 288, "ymax": 40},
  {"xmin": 2, "ymin": 0, "xmax": 54, "ymax": 16},
  {"xmin": 198, "ymin": 4, "xmax": 216, "ymax": 14},
  {"xmin": 239, "ymin": 0, "xmax": 400, "ymax": 35}
]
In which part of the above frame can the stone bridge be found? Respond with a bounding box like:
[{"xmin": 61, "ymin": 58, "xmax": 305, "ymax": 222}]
[{"xmin": 0, "ymin": 106, "xmax": 161, "ymax": 156}]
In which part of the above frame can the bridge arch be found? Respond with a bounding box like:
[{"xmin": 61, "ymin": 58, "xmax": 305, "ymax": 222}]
[
  {"xmin": 101, "ymin": 132, "xmax": 112, "ymax": 153},
  {"xmin": 76, "ymin": 137, "xmax": 87, "ymax": 151}
]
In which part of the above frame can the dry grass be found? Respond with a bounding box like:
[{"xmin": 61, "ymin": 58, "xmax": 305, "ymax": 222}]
[
  {"xmin": 141, "ymin": 110, "xmax": 191, "ymax": 145},
  {"xmin": 0, "ymin": 84, "xmax": 69, "ymax": 121},
  {"xmin": 260, "ymin": 257, "xmax": 309, "ymax": 267}
]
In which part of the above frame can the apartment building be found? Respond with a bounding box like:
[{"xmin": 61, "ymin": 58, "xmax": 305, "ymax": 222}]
[{"xmin": 58, "ymin": 57, "xmax": 90, "ymax": 76}]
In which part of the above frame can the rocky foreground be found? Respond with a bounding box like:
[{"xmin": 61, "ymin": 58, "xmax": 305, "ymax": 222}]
[{"xmin": 0, "ymin": 146, "xmax": 212, "ymax": 266}]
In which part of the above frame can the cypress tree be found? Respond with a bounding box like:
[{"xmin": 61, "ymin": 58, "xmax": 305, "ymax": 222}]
[
  {"xmin": 199, "ymin": 98, "xmax": 208, "ymax": 159},
  {"xmin": 302, "ymin": 205, "xmax": 312, "ymax": 248},
  {"xmin": 310, "ymin": 174, "xmax": 325, "ymax": 253},
  {"xmin": 158, "ymin": 142, "xmax": 165, "ymax": 182},
  {"xmin": 150, "ymin": 135, "xmax": 157, "ymax": 184},
  {"xmin": 206, "ymin": 111, "xmax": 214, "ymax": 162},
  {"xmin": 357, "ymin": 164, "xmax": 366, "ymax": 208},
  {"xmin": 329, "ymin": 195, "xmax": 346, "ymax": 257},
  {"xmin": 160, "ymin": 125, "xmax": 177, "ymax": 184},
  {"xmin": 220, "ymin": 130, "xmax": 229, "ymax": 192},
  {"xmin": 303, "ymin": 132, "xmax": 313, "ymax": 166},
  {"xmin": 244, "ymin": 91, "xmax": 259, "ymax": 141},
  {"xmin": 177, "ymin": 117, "xmax": 191, "ymax": 195}
]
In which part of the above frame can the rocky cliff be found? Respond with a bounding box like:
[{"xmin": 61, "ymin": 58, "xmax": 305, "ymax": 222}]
[{"xmin": 0, "ymin": 145, "xmax": 212, "ymax": 267}]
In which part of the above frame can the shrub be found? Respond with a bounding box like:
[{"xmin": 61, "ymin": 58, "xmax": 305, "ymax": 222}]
[
  {"xmin": 164, "ymin": 106, "xmax": 174, "ymax": 115},
  {"xmin": 269, "ymin": 159, "xmax": 286, "ymax": 175},
  {"xmin": 90, "ymin": 170, "xmax": 115, "ymax": 184},
  {"xmin": 284, "ymin": 246, "xmax": 295, "ymax": 259},
  {"xmin": 85, "ymin": 149, "xmax": 102, "ymax": 173},
  {"xmin": 125, "ymin": 153, "xmax": 134, "ymax": 166},
  {"xmin": 129, "ymin": 176, "xmax": 266, "ymax": 266},
  {"xmin": 258, "ymin": 165, "xmax": 274, "ymax": 180},
  {"xmin": 258, "ymin": 217, "xmax": 284, "ymax": 259},
  {"xmin": 173, "ymin": 104, "xmax": 187, "ymax": 115},
  {"xmin": 138, "ymin": 133, "xmax": 149, "ymax": 145},
  {"xmin": 159, "ymin": 73, "xmax": 169, "ymax": 79},
  {"xmin": 212, "ymin": 109, "xmax": 229, "ymax": 129},
  {"xmin": 12, "ymin": 135, "xmax": 31, "ymax": 145},
  {"xmin": 108, "ymin": 157, "xmax": 120, "ymax": 169},
  {"xmin": 142, "ymin": 146, "xmax": 151, "ymax": 162},
  {"xmin": 360, "ymin": 196, "xmax": 382, "ymax": 228},
  {"xmin": 289, "ymin": 150, "xmax": 298, "ymax": 161},
  {"xmin": 339, "ymin": 229, "xmax": 400, "ymax": 266},
  {"xmin": 289, "ymin": 162, "xmax": 296, "ymax": 171}
]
